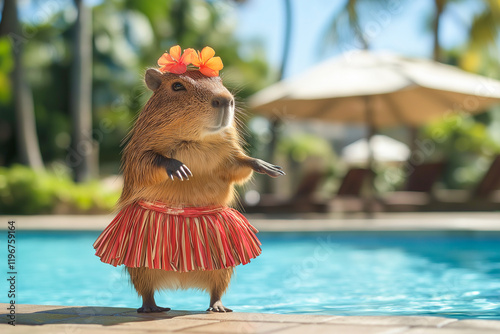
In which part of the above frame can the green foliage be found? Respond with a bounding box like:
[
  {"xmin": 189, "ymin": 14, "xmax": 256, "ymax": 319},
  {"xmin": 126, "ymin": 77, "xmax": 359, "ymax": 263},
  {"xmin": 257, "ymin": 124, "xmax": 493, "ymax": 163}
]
[
  {"xmin": 0, "ymin": 37, "xmax": 13, "ymax": 103},
  {"xmin": 91, "ymin": 0, "xmax": 271, "ymax": 168},
  {"xmin": 375, "ymin": 164, "xmax": 405, "ymax": 193},
  {"xmin": 423, "ymin": 113, "xmax": 500, "ymax": 156},
  {"xmin": 0, "ymin": 165, "xmax": 120, "ymax": 214},
  {"xmin": 278, "ymin": 132, "xmax": 338, "ymax": 179},
  {"xmin": 278, "ymin": 133, "xmax": 335, "ymax": 163},
  {"xmin": 1, "ymin": 0, "xmax": 271, "ymax": 172},
  {"xmin": 422, "ymin": 113, "xmax": 500, "ymax": 188}
]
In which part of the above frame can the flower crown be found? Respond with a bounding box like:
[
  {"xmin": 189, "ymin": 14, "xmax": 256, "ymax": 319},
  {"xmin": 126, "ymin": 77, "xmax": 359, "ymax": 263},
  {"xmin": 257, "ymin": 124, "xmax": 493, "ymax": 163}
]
[{"xmin": 157, "ymin": 45, "xmax": 223, "ymax": 77}]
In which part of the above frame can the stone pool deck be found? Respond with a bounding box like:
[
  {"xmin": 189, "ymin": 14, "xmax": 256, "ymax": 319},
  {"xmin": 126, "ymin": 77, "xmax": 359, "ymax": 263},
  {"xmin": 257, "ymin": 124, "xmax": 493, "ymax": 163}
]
[
  {"xmin": 2, "ymin": 304, "xmax": 500, "ymax": 334},
  {"xmin": 2, "ymin": 212, "xmax": 500, "ymax": 333},
  {"xmin": 5, "ymin": 211, "xmax": 500, "ymax": 232}
]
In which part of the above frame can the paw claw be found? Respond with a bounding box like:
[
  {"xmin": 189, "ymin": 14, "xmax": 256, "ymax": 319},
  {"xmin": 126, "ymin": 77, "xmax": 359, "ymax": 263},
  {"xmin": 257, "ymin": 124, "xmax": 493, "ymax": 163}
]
[
  {"xmin": 183, "ymin": 165, "xmax": 193, "ymax": 177},
  {"xmin": 207, "ymin": 301, "xmax": 232, "ymax": 313},
  {"xmin": 251, "ymin": 159, "xmax": 285, "ymax": 178},
  {"xmin": 163, "ymin": 158, "xmax": 191, "ymax": 181},
  {"xmin": 179, "ymin": 166, "xmax": 190, "ymax": 180}
]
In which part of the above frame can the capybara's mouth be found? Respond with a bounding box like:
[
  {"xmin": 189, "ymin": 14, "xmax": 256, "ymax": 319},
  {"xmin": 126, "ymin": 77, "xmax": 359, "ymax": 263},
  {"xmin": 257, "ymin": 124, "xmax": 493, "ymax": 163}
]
[{"xmin": 206, "ymin": 105, "xmax": 233, "ymax": 133}]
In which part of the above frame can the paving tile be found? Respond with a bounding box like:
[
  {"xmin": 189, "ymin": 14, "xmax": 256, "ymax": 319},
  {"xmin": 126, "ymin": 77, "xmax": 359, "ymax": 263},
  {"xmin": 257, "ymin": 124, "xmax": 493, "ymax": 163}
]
[
  {"xmin": 114, "ymin": 318, "xmax": 221, "ymax": 331},
  {"xmin": 60, "ymin": 328, "xmax": 147, "ymax": 334},
  {"xmin": 53, "ymin": 315, "xmax": 147, "ymax": 325},
  {"xmin": 272, "ymin": 324, "xmax": 409, "ymax": 334},
  {"xmin": 15, "ymin": 312, "xmax": 82, "ymax": 325},
  {"xmin": 444, "ymin": 319, "xmax": 500, "ymax": 330},
  {"xmin": 401, "ymin": 327, "xmax": 500, "ymax": 334},
  {"xmin": 180, "ymin": 311, "xmax": 338, "ymax": 323},
  {"xmin": 0, "ymin": 303, "xmax": 74, "ymax": 315},
  {"xmin": 184, "ymin": 321, "xmax": 297, "ymax": 333},
  {"xmin": 0, "ymin": 324, "xmax": 155, "ymax": 334},
  {"xmin": 120, "ymin": 309, "xmax": 207, "ymax": 319},
  {"xmin": 42, "ymin": 305, "xmax": 137, "ymax": 316},
  {"xmin": 326, "ymin": 316, "xmax": 455, "ymax": 327},
  {"xmin": 0, "ymin": 325, "xmax": 40, "ymax": 334},
  {"xmin": 0, "ymin": 303, "xmax": 137, "ymax": 317}
]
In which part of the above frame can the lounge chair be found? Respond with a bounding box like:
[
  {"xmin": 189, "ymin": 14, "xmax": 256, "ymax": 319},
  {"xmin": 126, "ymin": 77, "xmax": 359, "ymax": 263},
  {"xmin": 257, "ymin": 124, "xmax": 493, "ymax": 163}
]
[
  {"xmin": 431, "ymin": 155, "xmax": 500, "ymax": 211},
  {"xmin": 473, "ymin": 155, "xmax": 500, "ymax": 198},
  {"xmin": 329, "ymin": 167, "xmax": 378, "ymax": 212},
  {"xmin": 381, "ymin": 161, "xmax": 446, "ymax": 212},
  {"xmin": 242, "ymin": 170, "xmax": 328, "ymax": 213}
]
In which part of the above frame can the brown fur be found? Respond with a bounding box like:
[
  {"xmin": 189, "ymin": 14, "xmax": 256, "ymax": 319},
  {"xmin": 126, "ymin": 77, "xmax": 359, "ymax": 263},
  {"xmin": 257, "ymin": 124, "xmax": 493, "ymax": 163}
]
[
  {"xmin": 120, "ymin": 69, "xmax": 283, "ymax": 312},
  {"xmin": 120, "ymin": 70, "xmax": 253, "ymax": 210}
]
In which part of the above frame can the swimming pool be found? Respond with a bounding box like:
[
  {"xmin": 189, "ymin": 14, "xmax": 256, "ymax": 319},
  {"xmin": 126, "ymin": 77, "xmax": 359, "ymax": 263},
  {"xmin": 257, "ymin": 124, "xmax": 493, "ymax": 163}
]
[{"xmin": 11, "ymin": 230, "xmax": 500, "ymax": 319}]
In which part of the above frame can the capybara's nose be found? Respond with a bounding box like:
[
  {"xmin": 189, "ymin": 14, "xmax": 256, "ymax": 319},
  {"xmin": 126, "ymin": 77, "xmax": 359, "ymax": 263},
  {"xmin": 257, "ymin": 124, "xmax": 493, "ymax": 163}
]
[{"xmin": 211, "ymin": 96, "xmax": 233, "ymax": 109}]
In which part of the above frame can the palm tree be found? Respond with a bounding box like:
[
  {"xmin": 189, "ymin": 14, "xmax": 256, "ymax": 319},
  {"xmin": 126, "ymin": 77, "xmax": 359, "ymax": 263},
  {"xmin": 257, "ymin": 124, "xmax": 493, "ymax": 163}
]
[
  {"xmin": 70, "ymin": 0, "xmax": 94, "ymax": 182},
  {"xmin": 426, "ymin": 0, "xmax": 499, "ymax": 63},
  {"xmin": 324, "ymin": 0, "xmax": 498, "ymax": 64},
  {"xmin": 322, "ymin": 0, "xmax": 376, "ymax": 52},
  {"xmin": 0, "ymin": 0, "xmax": 44, "ymax": 169},
  {"xmin": 278, "ymin": 0, "xmax": 293, "ymax": 80},
  {"xmin": 264, "ymin": 0, "xmax": 293, "ymax": 194},
  {"xmin": 432, "ymin": 0, "xmax": 446, "ymax": 61},
  {"xmin": 460, "ymin": 0, "xmax": 500, "ymax": 72}
]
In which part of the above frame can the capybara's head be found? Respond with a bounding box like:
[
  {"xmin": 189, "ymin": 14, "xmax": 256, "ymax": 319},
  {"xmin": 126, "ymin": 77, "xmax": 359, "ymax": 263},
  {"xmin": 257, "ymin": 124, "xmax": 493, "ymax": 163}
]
[{"xmin": 136, "ymin": 69, "xmax": 235, "ymax": 144}]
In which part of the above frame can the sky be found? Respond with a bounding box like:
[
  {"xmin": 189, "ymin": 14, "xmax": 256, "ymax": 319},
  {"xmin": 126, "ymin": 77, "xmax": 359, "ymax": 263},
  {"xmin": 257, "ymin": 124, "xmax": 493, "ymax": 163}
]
[
  {"xmin": 234, "ymin": 0, "xmax": 484, "ymax": 78},
  {"xmin": 13, "ymin": 0, "xmax": 484, "ymax": 80}
]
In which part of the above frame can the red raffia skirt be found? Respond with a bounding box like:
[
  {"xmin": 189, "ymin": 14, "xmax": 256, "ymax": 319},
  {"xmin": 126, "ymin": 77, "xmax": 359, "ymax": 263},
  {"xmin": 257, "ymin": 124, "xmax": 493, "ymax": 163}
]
[{"xmin": 93, "ymin": 200, "xmax": 261, "ymax": 272}]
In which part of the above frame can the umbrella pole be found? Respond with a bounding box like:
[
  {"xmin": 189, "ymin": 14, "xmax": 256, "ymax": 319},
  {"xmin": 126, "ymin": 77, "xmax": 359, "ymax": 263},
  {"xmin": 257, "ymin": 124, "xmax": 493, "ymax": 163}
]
[
  {"xmin": 409, "ymin": 126, "xmax": 418, "ymax": 156},
  {"xmin": 263, "ymin": 119, "xmax": 281, "ymax": 194},
  {"xmin": 364, "ymin": 96, "xmax": 376, "ymax": 217}
]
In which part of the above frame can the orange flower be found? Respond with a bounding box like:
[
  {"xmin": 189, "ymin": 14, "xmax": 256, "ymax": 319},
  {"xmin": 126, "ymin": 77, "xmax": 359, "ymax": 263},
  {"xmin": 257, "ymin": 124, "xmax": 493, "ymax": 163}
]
[
  {"xmin": 157, "ymin": 45, "xmax": 196, "ymax": 74},
  {"xmin": 192, "ymin": 46, "xmax": 223, "ymax": 77}
]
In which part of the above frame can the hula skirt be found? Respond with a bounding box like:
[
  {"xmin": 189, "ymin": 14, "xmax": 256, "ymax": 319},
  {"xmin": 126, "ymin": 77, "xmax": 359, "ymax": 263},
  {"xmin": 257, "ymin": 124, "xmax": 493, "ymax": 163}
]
[{"xmin": 93, "ymin": 200, "xmax": 261, "ymax": 272}]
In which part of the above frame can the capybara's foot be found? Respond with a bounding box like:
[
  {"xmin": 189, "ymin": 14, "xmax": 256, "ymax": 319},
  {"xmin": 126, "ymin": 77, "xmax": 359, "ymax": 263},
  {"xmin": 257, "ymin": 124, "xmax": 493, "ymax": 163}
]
[
  {"xmin": 250, "ymin": 158, "xmax": 285, "ymax": 178},
  {"xmin": 207, "ymin": 300, "xmax": 232, "ymax": 313},
  {"xmin": 137, "ymin": 305, "xmax": 171, "ymax": 313}
]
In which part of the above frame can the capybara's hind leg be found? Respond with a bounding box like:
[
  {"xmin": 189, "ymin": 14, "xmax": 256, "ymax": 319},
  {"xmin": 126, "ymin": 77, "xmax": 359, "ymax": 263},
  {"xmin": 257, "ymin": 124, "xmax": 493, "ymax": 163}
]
[
  {"xmin": 207, "ymin": 268, "xmax": 233, "ymax": 312},
  {"xmin": 127, "ymin": 267, "xmax": 170, "ymax": 313},
  {"xmin": 137, "ymin": 289, "xmax": 170, "ymax": 313}
]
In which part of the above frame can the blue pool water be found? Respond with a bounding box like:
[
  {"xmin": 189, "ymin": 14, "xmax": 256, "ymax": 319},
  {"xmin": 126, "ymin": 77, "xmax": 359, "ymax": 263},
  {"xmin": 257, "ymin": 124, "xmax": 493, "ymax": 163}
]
[{"xmin": 7, "ymin": 231, "xmax": 500, "ymax": 319}]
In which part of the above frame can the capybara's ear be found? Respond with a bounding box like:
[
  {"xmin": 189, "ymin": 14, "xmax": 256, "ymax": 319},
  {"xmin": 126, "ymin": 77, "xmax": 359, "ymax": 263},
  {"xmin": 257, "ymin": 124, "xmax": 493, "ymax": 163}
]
[{"xmin": 145, "ymin": 68, "xmax": 163, "ymax": 91}]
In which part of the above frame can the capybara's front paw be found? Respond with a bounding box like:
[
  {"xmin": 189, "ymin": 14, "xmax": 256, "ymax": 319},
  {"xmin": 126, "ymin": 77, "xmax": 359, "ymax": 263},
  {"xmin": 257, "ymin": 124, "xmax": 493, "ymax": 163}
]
[
  {"xmin": 251, "ymin": 159, "xmax": 285, "ymax": 178},
  {"xmin": 137, "ymin": 306, "xmax": 171, "ymax": 313},
  {"xmin": 164, "ymin": 158, "xmax": 192, "ymax": 181},
  {"xmin": 207, "ymin": 300, "xmax": 233, "ymax": 313}
]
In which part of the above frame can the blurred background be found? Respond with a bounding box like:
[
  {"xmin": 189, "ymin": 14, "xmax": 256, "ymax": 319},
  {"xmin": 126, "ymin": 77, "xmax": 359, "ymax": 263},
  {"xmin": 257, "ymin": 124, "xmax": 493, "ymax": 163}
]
[{"xmin": 1, "ymin": 0, "xmax": 500, "ymax": 215}]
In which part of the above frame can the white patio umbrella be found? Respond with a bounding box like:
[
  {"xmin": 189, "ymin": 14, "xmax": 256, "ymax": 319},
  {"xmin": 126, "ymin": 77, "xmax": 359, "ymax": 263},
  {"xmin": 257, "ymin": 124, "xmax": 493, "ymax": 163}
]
[
  {"xmin": 249, "ymin": 50, "xmax": 500, "ymax": 129},
  {"xmin": 249, "ymin": 50, "xmax": 500, "ymax": 211},
  {"xmin": 342, "ymin": 135, "xmax": 410, "ymax": 164},
  {"xmin": 250, "ymin": 50, "xmax": 500, "ymax": 168}
]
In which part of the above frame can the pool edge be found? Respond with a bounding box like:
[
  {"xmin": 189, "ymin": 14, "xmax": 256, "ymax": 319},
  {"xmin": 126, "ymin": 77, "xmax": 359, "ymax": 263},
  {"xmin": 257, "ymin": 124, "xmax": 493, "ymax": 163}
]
[{"xmin": 2, "ymin": 212, "xmax": 500, "ymax": 232}]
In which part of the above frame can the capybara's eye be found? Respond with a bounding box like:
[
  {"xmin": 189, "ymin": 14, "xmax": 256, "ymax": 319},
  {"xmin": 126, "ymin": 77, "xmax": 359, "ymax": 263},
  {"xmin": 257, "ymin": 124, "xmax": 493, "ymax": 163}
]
[{"xmin": 172, "ymin": 82, "xmax": 186, "ymax": 91}]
